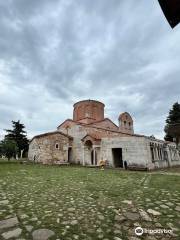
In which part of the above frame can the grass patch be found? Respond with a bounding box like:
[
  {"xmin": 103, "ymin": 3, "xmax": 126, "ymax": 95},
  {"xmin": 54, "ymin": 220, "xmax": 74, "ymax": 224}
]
[{"xmin": 0, "ymin": 163, "xmax": 180, "ymax": 239}]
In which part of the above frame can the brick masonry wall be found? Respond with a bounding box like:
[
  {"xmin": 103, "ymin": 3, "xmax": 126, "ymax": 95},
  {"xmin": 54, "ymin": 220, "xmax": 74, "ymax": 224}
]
[{"xmin": 73, "ymin": 100, "xmax": 104, "ymax": 122}]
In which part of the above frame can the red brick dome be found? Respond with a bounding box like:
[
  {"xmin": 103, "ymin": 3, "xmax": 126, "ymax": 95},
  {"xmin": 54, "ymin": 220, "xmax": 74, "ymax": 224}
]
[{"xmin": 73, "ymin": 100, "xmax": 105, "ymax": 123}]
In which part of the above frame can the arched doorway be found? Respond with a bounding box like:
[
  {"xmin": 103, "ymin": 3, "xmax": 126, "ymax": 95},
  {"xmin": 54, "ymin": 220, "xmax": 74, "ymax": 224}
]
[
  {"xmin": 84, "ymin": 140, "xmax": 98, "ymax": 166},
  {"xmin": 84, "ymin": 140, "xmax": 93, "ymax": 165}
]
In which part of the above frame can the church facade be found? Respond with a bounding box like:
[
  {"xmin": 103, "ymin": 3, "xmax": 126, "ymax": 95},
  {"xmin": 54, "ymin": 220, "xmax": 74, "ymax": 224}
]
[{"xmin": 28, "ymin": 100, "xmax": 180, "ymax": 170}]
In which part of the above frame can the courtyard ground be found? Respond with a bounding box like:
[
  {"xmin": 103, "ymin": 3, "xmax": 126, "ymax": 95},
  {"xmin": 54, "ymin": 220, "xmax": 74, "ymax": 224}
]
[{"xmin": 0, "ymin": 162, "xmax": 180, "ymax": 240}]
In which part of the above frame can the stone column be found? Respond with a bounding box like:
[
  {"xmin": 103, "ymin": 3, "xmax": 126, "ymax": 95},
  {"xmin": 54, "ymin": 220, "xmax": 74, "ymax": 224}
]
[
  {"xmin": 155, "ymin": 146, "xmax": 159, "ymax": 161},
  {"xmin": 153, "ymin": 146, "xmax": 156, "ymax": 161},
  {"xmin": 66, "ymin": 144, "xmax": 69, "ymax": 162},
  {"xmin": 152, "ymin": 146, "xmax": 155, "ymax": 161},
  {"xmin": 154, "ymin": 147, "xmax": 156, "ymax": 161},
  {"xmin": 93, "ymin": 147, "xmax": 96, "ymax": 165},
  {"xmin": 166, "ymin": 146, "xmax": 171, "ymax": 167}
]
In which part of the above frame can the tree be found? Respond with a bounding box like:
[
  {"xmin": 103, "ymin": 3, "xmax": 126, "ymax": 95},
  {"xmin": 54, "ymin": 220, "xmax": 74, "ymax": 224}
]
[
  {"xmin": 164, "ymin": 102, "xmax": 180, "ymax": 142},
  {"xmin": 0, "ymin": 139, "xmax": 18, "ymax": 160},
  {"xmin": 5, "ymin": 120, "xmax": 29, "ymax": 158},
  {"xmin": 165, "ymin": 124, "xmax": 180, "ymax": 148},
  {"xmin": 0, "ymin": 142, "xmax": 2, "ymax": 157}
]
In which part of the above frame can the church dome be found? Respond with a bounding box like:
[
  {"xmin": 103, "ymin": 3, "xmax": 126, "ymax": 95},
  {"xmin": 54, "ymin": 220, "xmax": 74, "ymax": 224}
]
[{"xmin": 73, "ymin": 100, "xmax": 105, "ymax": 123}]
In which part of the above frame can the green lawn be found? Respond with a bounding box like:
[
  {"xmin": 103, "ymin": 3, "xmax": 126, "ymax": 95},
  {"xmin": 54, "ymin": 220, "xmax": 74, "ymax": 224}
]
[{"xmin": 0, "ymin": 162, "xmax": 180, "ymax": 240}]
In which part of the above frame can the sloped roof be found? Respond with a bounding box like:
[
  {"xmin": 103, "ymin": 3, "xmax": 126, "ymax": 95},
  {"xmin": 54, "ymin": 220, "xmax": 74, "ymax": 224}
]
[
  {"xmin": 30, "ymin": 131, "xmax": 73, "ymax": 142},
  {"xmin": 82, "ymin": 133, "xmax": 102, "ymax": 141},
  {"xmin": 86, "ymin": 118, "xmax": 119, "ymax": 128},
  {"xmin": 57, "ymin": 119, "xmax": 76, "ymax": 129},
  {"xmin": 58, "ymin": 119, "xmax": 143, "ymax": 137}
]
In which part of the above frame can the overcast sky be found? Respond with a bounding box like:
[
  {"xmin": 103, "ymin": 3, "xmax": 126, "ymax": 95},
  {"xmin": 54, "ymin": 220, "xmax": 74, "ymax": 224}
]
[{"xmin": 0, "ymin": 0, "xmax": 180, "ymax": 140}]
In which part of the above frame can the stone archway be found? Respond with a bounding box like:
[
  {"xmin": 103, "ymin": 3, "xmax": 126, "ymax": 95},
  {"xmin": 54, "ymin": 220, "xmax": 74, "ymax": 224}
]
[
  {"xmin": 84, "ymin": 140, "xmax": 93, "ymax": 165},
  {"xmin": 84, "ymin": 140, "xmax": 98, "ymax": 166},
  {"xmin": 82, "ymin": 134, "xmax": 101, "ymax": 166}
]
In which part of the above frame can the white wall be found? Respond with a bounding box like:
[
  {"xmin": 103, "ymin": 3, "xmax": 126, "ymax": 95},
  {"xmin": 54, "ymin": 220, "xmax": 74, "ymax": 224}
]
[{"xmin": 101, "ymin": 136, "xmax": 150, "ymax": 168}]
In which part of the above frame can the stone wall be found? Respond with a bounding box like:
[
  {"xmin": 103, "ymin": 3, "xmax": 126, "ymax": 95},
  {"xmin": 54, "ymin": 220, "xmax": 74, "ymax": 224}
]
[
  {"xmin": 101, "ymin": 136, "xmax": 149, "ymax": 168},
  {"xmin": 28, "ymin": 132, "xmax": 72, "ymax": 164},
  {"xmin": 58, "ymin": 124, "xmax": 131, "ymax": 165},
  {"xmin": 148, "ymin": 140, "xmax": 180, "ymax": 169},
  {"xmin": 100, "ymin": 136, "xmax": 180, "ymax": 170},
  {"xmin": 37, "ymin": 119, "xmax": 180, "ymax": 170}
]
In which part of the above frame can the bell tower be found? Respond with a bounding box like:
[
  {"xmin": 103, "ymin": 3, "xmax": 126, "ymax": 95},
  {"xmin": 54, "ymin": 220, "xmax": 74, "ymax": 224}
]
[{"xmin": 119, "ymin": 112, "xmax": 134, "ymax": 134}]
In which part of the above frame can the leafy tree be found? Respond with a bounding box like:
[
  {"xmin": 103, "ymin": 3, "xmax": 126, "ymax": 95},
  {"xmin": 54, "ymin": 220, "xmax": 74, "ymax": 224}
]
[
  {"xmin": 0, "ymin": 139, "xmax": 18, "ymax": 160},
  {"xmin": 164, "ymin": 102, "xmax": 180, "ymax": 142},
  {"xmin": 5, "ymin": 120, "xmax": 29, "ymax": 157}
]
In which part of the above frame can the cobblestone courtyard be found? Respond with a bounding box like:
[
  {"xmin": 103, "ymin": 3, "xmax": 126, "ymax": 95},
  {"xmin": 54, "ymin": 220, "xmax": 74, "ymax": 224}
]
[{"xmin": 0, "ymin": 163, "xmax": 180, "ymax": 240}]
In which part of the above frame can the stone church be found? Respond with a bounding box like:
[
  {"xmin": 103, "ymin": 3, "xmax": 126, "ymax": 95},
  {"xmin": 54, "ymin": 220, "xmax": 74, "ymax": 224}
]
[{"xmin": 28, "ymin": 100, "xmax": 180, "ymax": 170}]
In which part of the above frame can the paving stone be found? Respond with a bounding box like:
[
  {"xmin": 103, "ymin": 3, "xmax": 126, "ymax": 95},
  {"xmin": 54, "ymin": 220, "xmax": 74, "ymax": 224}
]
[
  {"xmin": 124, "ymin": 212, "xmax": 140, "ymax": 221},
  {"xmin": 133, "ymin": 222, "xmax": 140, "ymax": 227},
  {"xmin": 98, "ymin": 215, "xmax": 105, "ymax": 220},
  {"xmin": 73, "ymin": 234, "xmax": 79, "ymax": 239},
  {"xmin": 71, "ymin": 220, "xmax": 78, "ymax": 225},
  {"xmin": 145, "ymin": 237, "xmax": 157, "ymax": 240},
  {"xmin": 147, "ymin": 209, "xmax": 161, "ymax": 216},
  {"xmin": 166, "ymin": 222, "xmax": 179, "ymax": 231},
  {"xmin": 139, "ymin": 209, "xmax": 152, "ymax": 221},
  {"xmin": 0, "ymin": 217, "xmax": 19, "ymax": 229},
  {"xmin": 129, "ymin": 237, "xmax": 141, "ymax": 240},
  {"xmin": 1, "ymin": 228, "xmax": 22, "ymax": 239},
  {"xmin": 175, "ymin": 206, "xmax": 180, "ymax": 211},
  {"xmin": 97, "ymin": 228, "xmax": 103, "ymax": 233},
  {"xmin": 114, "ymin": 229, "xmax": 122, "ymax": 234},
  {"xmin": 155, "ymin": 222, "xmax": 162, "ymax": 228},
  {"xmin": 114, "ymin": 215, "xmax": 126, "ymax": 222},
  {"xmin": 32, "ymin": 229, "xmax": 55, "ymax": 240},
  {"xmin": 25, "ymin": 225, "xmax": 33, "ymax": 232},
  {"xmin": 160, "ymin": 204, "xmax": 169, "ymax": 209},
  {"xmin": 67, "ymin": 207, "xmax": 75, "ymax": 212},
  {"xmin": 114, "ymin": 237, "xmax": 122, "ymax": 240},
  {"xmin": 166, "ymin": 202, "xmax": 174, "ymax": 206},
  {"xmin": 113, "ymin": 224, "xmax": 121, "ymax": 231},
  {"xmin": 98, "ymin": 234, "xmax": 104, "ymax": 239},
  {"xmin": 0, "ymin": 200, "xmax": 9, "ymax": 205},
  {"xmin": 122, "ymin": 200, "xmax": 132, "ymax": 205},
  {"xmin": 20, "ymin": 214, "xmax": 28, "ymax": 219},
  {"xmin": 169, "ymin": 231, "xmax": 178, "ymax": 237},
  {"xmin": 31, "ymin": 217, "xmax": 38, "ymax": 221}
]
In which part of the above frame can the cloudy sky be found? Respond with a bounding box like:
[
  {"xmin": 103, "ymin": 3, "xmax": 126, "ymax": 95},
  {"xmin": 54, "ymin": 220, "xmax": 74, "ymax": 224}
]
[{"xmin": 0, "ymin": 0, "xmax": 180, "ymax": 140}]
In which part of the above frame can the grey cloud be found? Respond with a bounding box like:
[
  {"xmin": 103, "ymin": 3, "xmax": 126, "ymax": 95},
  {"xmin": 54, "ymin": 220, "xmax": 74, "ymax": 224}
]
[{"xmin": 0, "ymin": 0, "xmax": 180, "ymax": 139}]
